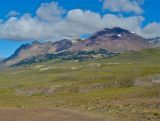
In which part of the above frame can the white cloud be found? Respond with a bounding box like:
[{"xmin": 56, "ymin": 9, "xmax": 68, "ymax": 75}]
[
  {"xmin": 6, "ymin": 11, "xmax": 20, "ymax": 18},
  {"xmin": 0, "ymin": 1, "xmax": 159, "ymax": 41},
  {"xmin": 36, "ymin": 1, "xmax": 65, "ymax": 21},
  {"xmin": 102, "ymin": 14, "xmax": 144, "ymax": 32},
  {"xmin": 103, "ymin": 0, "xmax": 143, "ymax": 14},
  {"xmin": 66, "ymin": 9, "xmax": 103, "ymax": 30},
  {"xmin": 141, "ymin": 22, "xmax": 160, "ymax": 38}
]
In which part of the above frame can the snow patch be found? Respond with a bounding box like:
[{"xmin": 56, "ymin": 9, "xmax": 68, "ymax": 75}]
[{"xmin": 117, "ymin": 34, "xmax": 121, "ymax": 37}]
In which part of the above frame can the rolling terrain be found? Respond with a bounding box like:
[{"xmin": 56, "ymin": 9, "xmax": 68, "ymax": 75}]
[{"xmin": 0, "ymin": 47, "xmax": 160, "ymax": 121}]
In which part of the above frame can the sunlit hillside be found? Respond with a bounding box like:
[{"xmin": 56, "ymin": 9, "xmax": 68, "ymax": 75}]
[{"xmin": 0, "ymin": 48, "xmax": 160, "ymax": 121}]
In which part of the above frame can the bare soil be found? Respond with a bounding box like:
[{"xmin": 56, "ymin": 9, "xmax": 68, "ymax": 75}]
[{"xmin": 0, "ymin": 108, "xmax": 106, "ymax": 121}]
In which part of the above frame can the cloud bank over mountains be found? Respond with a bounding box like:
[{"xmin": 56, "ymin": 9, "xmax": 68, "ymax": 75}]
[{"xmin": 0, "ymin": 0, "xmax": 159, "ymax": 41}]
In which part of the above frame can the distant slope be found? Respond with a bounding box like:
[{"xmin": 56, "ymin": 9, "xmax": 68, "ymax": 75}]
[
  {"xmin": 70, "ymin": 27, "xmax": 151, "ymax": 52},
  {"xmin": 108, "ymin": 47, "xmax": 160, "ymax": 62},
  {"xmin": 12, "ymin": 47, "xmax": 160, "ymax": 67},
  {"xmin": 148, "ymin": 37, "xmax": 160, "ymax": 47},
  {"xmin": 12, "ymin": 49, "xmax": 119, "ymax": 66},
  {"xmin": 3, "ymin": 39, "xmax": 73, "ymax": 66}
]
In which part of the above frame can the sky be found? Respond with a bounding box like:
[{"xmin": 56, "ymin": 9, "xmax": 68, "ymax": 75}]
[{"xmin": 0, "ymin": 0, "xmax": 160, "ymax": 58}]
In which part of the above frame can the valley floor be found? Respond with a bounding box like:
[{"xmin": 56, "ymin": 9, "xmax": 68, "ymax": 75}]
[
  {"xmin": 0, "ymin": 48, "xmax": 160, "ymax": 121},
  {"xmin": 0, "ymin": 108, "xmax": 106, "ymax": 121}
]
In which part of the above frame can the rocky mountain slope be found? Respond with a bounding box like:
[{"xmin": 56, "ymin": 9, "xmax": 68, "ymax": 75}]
[
  {"xmin": 70, "ymin": 27, "xmax": 151, "ymax": 52},
  {"xmin": 2, "ymin": 39, "xmax": 72, "ymax": 66},
  {"xmin": 13, "ymin": 49, "xmax": 119, "ymax": 66}
]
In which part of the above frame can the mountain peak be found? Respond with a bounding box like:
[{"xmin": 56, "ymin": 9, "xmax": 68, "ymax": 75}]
[
  {"xmin": 99, "ymin": 27, "xmax": 130, "ymax": 34},
  {"xmin": 32, "ymin": 41, "xmax": 42, "ymax": 45},
  {"xmin": 110, "ymin": 27, "xmax": 131, "ymax": 34},
  {"xmin": 89, "ymin": 27, "xmax": 131, "ymax": 40},
  {"xmin": 70, "ymin": 27, "xmax": 150, "ymax": 53}
]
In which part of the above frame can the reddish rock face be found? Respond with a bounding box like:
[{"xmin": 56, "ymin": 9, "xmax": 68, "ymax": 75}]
[
  {"xmin": 70, "ymin": 27, "xmax": 151, "ymax": 52},
  {"xmin": 3, "ymin": 39, "xmax": 72, "ymax": 66}
]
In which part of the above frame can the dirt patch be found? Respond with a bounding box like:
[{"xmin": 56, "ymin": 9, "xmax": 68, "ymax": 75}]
[{"xmin": 0, "ymin": 108, "xmax": 106, "ymax": 121}]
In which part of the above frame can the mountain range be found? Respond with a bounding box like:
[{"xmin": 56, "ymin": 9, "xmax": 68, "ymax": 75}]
[{"xmin": 1, "ymin": 27, "xmax": 160, "ymax": 66}]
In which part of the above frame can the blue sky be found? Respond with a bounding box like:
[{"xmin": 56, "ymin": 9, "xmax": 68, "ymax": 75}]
[{"xmin": 0, "ymin": 0, "xmax": 160, "ymax": 58}]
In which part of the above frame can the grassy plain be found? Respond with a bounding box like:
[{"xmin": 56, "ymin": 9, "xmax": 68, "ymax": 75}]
[{"xmin": 0, "ymin": 47, "xmax": 160, "ymax": 120}]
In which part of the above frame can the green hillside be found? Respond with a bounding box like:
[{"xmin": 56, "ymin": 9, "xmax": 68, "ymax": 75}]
[{"xmin": 0, "ymin": 48, "xmax": 160, "ymax": 121}]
